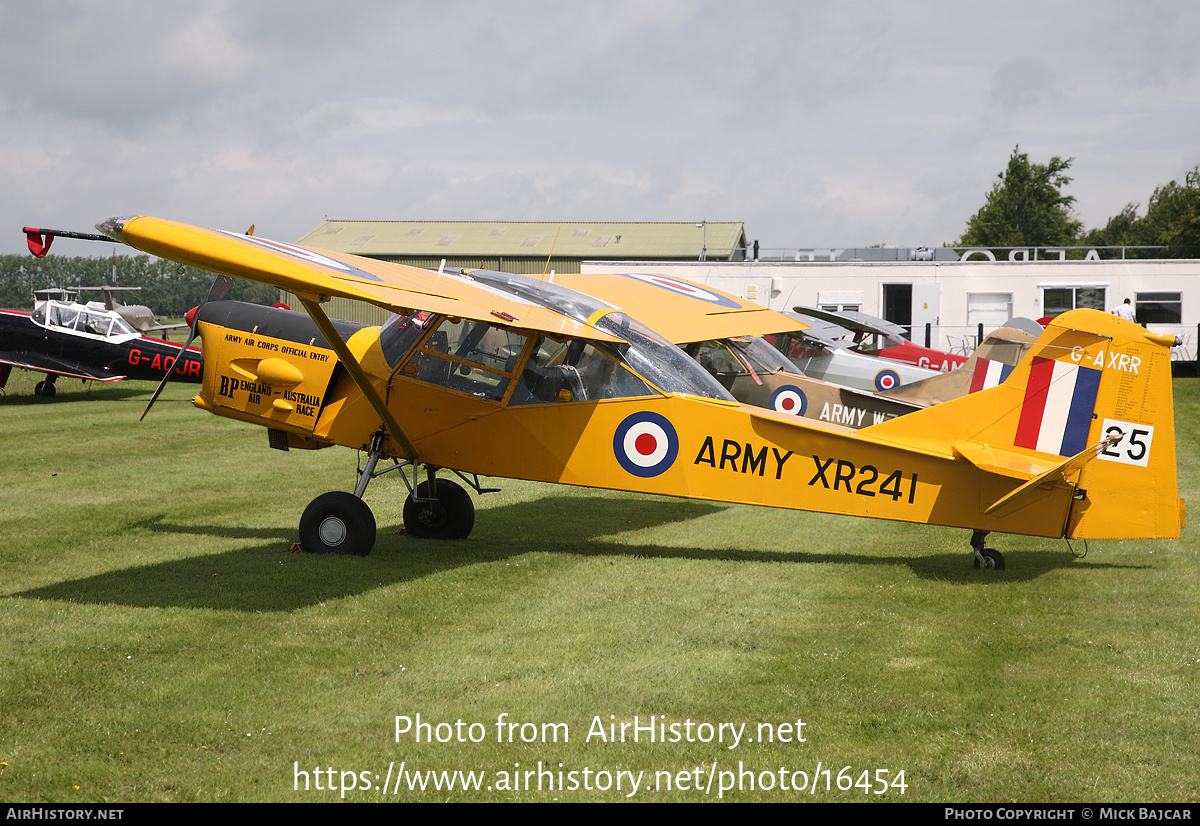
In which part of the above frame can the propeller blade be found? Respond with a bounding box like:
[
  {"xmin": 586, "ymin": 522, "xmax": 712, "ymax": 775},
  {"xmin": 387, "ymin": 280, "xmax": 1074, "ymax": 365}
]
[{"xmin": 140, "ymin": 274, "xmax": 234, "ymax": 420}]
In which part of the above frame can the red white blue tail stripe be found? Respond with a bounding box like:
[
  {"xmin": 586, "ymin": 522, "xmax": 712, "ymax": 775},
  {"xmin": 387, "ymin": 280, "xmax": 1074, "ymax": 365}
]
[
  {"xmin": 1014, "ymin": 357, "xmax": 1102, "ymax": 456},
  {"xmin": 968, "ymin": 357, "xmax": 1015, "ymax": 393}
]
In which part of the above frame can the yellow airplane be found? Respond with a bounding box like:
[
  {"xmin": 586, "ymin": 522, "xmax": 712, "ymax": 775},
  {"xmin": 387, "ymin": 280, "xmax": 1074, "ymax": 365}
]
[{"xmin": 90, "ymin": 216, "xmax": 1183, "ymax": 569}]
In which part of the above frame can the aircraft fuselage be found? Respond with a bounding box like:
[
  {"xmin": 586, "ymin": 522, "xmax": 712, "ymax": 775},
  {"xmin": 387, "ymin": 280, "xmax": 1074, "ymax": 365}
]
[{"xmin": 0, "ymin": 306, "xmax": 203, "ymax": 387}]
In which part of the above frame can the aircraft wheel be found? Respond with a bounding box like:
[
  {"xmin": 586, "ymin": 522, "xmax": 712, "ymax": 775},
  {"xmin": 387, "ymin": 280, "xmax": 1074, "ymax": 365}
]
[
  {"xmin": 34, "ymin": 381, "xmax": 56, "ymax": 398},
  {"xmin": 299, "ymin": 491, "xmax": 376, "ymax": 556},
  {"xmin": 973, "ymin": 548, "xmax": 1005, "ymax": 570},
  {"xmin": 403, "ymin": 479, "xmax": 475, "ymax": 540}
]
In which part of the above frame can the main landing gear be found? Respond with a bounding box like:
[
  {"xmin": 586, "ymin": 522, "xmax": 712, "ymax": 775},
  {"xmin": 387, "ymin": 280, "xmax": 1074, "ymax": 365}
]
[
  {"xmin": 299, "ymin": 491, "xmax": 375, "ymax": 556},
  {"xmin": 970, "ymin": 530, "xmax": 1005, "ymax": 570},
  {"xmin": 297, "ymin": 431, "xmax": 485, "ymax": 555},
  {"xmin": 34, "ymin": 375, "xmax": 58, "ymax": 398},
  {"xmin": 403, "ymin": 478, "xmax": 475, "ymax": 540}
]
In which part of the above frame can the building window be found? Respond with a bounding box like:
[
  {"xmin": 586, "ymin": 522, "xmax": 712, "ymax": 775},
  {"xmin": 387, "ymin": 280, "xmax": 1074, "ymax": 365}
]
[
  {"xmin": 816, "ymin": 291, "xmax": 862, "ymax": 313},
  {"xmin": 1042, "ymin": 286, "xmax": 1106, "ymax": 318},
  {"xmin": 1135, "ymin": 292, "xmax": 1182, "ymax": 324},
  {"xmin": 967, "ymin": 292, "xmax": 1013, "ymax": 326}
]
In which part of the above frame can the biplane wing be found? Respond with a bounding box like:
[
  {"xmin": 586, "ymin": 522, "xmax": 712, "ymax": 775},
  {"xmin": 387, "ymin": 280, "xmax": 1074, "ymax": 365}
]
[{"xmin": 87, "ymin": 215, "xmax": 1183, "ymax": 566}]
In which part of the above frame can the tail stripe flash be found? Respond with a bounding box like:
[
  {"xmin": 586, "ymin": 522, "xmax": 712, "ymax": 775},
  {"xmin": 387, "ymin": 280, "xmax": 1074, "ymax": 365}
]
[{"xmin": 1014, "ymin": 357, "xmax": 1102, "ymax": 456}]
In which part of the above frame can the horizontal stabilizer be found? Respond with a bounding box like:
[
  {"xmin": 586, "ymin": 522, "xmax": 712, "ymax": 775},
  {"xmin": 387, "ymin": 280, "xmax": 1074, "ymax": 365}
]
[{"xmin": 979, "ymin": 432, "xmax": 1122, "ymax": 516}]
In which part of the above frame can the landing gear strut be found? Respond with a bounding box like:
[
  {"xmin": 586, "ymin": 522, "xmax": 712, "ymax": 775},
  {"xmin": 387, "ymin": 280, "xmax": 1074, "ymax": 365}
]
[
  {"xmin": 970, "ymin": 530, "xmax": 1005, "ymax": 570},
  {"xmin": 403, "ymin": 477, "xmax": 475, "ymax": 539},
  {"xmin": 296, "ymin": 430, "xmax": 482, "ymax": 555}
]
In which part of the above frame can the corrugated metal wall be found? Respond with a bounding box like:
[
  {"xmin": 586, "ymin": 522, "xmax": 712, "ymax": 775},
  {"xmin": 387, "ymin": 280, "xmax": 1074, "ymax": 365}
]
[
  {"xmin": 278, "ymin": 257, "xmax": 591, "ymax": 324},
  {"xmin": 376, "ymin": 256, "xmax": 582, "ymax": 274}
]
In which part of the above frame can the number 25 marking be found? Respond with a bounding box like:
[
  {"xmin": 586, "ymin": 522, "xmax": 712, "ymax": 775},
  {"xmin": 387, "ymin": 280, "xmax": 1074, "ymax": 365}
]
[{"xmin": 1099, "ymin": 418, "xmax": 1153, "ymax": 467}]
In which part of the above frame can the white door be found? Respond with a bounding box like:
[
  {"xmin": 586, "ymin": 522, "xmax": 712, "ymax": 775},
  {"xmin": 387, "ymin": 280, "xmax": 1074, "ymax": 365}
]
[{"xmin": 912, "ymin": 283, "xmax": 941, "ymax": 348}]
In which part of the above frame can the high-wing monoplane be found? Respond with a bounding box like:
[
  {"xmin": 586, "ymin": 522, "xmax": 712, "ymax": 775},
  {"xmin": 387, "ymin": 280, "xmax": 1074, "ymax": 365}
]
[
  {"xmin": 770, "ymin": 311, "xmax": 941, "ymax": 393},
  {"xmin": 547, "ymin": 272, "xmax": 1034, "ymax": 429},
  {"xmin": 793, "ymin": 305, "xmax": 968, "ymax": 373},
  {"xmin": 60, "ymin": 216, "xmax": 1184, "ymax": 570},
  {"xmin": 544, "ymin": 271, "xmax": 921, "ymax": 428},
  {"xmin": 0, "ymin": 297, "xmax": 202, "ymax": 398}
]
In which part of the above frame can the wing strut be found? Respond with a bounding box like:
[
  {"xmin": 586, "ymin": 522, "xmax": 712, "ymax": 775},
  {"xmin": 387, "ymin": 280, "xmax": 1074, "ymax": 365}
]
[{"xmin": 298, "ymin": 297, "xmax": 418, "ymax": 462}]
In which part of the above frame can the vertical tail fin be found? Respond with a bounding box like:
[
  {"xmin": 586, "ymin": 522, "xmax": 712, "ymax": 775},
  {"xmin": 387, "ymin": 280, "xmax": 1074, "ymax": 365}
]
[{"xmin": 863, "ymin": 309, "xmax": 1182, "ymax": 539}]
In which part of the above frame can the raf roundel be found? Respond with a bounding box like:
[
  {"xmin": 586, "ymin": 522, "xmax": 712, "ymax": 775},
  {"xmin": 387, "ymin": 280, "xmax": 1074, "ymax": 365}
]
[
  {"xmin": 769, "ymin": 385, "xmax": 808, "ymax": 416},
  {"xmin": 613, "ymin": 412, "xmax": 680, "ymax": 477},
  {"xmin": 219, "ymin": 231, "xmax": 384, "ymax": 282},
  {"xmin": 620, "ymin": 274, "xmax": 742, "ymax": 309},
  {"xmin": 874, "ymin": 368, "xmax": 902, "ymax": 392}
]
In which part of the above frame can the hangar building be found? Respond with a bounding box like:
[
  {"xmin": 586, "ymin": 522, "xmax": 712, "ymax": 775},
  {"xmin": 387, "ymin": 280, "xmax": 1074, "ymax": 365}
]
[{"xmin": 293, "ymin": 220, "xmax": 746, "ymax": 325}]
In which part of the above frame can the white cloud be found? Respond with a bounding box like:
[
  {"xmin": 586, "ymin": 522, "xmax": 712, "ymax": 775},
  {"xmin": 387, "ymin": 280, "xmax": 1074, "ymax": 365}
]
[{"xmin": 2, "ymin": 0, "xmax": 1199, "ymax": 257}]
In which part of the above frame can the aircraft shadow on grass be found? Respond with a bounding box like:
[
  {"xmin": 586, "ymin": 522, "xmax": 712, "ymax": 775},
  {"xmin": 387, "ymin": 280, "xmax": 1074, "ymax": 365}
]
[
  {"xmin": 0, "ymin": 383, "xmax": 155, "ymax": 405},
  {"xmin": 12, "ymin": 495, "xmax": 1138, "ymax": 613}
]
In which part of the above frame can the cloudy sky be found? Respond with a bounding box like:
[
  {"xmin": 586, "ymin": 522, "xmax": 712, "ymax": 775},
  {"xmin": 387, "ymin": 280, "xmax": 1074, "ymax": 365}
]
[{"xmin": 3, "ymin": 0, "xmax": 1198, "ymax": 257}]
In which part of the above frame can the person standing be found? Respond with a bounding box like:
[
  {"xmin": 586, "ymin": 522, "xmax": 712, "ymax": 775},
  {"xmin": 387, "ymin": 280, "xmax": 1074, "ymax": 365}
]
[{"xmin": 1112, "ymin": 298, "xmax": 1137, "ymax": 323}]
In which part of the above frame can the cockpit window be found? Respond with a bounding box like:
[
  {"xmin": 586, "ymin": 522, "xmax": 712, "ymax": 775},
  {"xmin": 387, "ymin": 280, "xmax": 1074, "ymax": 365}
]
[
  {"xmin": 379, "ymin": 310, "xmax": 433, "ymax": 367},
  {"xmin": 723, "ymin": 336, "xmax": 800, "ymax": 373},
  {"xmin": 49, "ymin": 304, "xmax": 80, "ymax": 330},
  {"xmin": 509, "ymin": 335, "xmax": 654, "ymax": 405},
  {"xmin": 852, "ymin": 332, "xmax": 901, "ymax": 351},
  {"xmin": 399, "ymin": 316, "xmax": 529, "ymax": 401},
  {"xmin": 688, "ymin": 337, "xmax": 803, "ymax": 393},
  {"xmin": 109, "ymin": 315, "xmax": 136, "ymax": 336},
  {"xmin": 465, "ymin": 270, "xmax": 734, "ymax": 402},
  {"xmin": 39, "ymin": 302, "xmax": 135, "ymax": 337},
  {"xmin": 770, "ymin": 331, "xmax": 825, "ymax": 361}
]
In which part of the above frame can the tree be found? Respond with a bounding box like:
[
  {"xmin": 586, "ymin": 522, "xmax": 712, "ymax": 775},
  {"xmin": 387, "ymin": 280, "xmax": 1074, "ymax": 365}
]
[
  {"xmin": 0, "ymin": 253, "xmax": 280, "ymax": 312},
  {"xmin": 955, "ymin": 146, "xmax": 1083, "ymax": 247},
  {"xmin": 1140, "ymin": 166, "xmax": 1200, "ymax": 249},
  {"xmin": 1080, "ymin": 166, "xmax": 1200, "ymax": 256},
  {"xmin": 1081, "ymin": 203, "xmax": 1144, "ymax": 248}
]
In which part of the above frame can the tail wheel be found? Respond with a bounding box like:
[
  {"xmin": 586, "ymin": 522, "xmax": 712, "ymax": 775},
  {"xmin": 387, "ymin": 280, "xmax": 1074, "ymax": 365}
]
[
  {"xmin": 973, "ymin": 548, "xmax": 1005, "ymax": 570},
  {"xmin": 34, "ymin": 380, "xmax": 56, "ymax": 398},
  {"xmin": 403, "ymin": 479, "xmax": 475, "ymax": 540},
  {"xmin": 299, "ymin": 491, "xmax": 376, "ymax": 555}
]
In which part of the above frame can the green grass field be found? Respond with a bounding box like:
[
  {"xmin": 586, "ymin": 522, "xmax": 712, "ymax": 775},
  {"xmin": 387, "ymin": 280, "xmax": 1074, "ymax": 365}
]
[{"xmin": 1, "ymin": 370, "xmax": 1197, "ymax": 802}]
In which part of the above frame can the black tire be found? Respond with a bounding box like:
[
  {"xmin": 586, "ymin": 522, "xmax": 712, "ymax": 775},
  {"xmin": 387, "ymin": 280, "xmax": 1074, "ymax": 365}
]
[
  {"xmin": 403, "ymin": 479, "xmax": 475, "ymax": 539},
  {"xmin": 973, "ymin": 548, "xmax": 1005, "ymax": 570},
  {"xmin": 34, "ymin": 381, "xmax": 56, "ymax": 398},
  {"xmin": 298, "ymin": 491, "xmax": 376, "ymax": 556}
]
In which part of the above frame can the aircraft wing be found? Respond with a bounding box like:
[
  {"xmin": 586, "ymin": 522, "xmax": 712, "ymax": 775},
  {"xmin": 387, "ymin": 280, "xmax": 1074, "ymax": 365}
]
[
  {"xmin": 782, "ymin": 312, "xmax": 851, "ymax": 349},
  {"xmin": 550, "ymin": 272, "xmax": 809, "ymax": 343},
  {"xmin": 793, "ymin": 305, "xmax": 908, "ymax": 339},
  {"xmin": 141, "ymin": 322, "xmax": 190, "ymax": 336},
  {"xmin": 99, "ymin": 216, "xmax": 621, "ymax": 343},
  {"xmin": 0, "ymin": 351, "xmax": 125, "ymax": 382}
]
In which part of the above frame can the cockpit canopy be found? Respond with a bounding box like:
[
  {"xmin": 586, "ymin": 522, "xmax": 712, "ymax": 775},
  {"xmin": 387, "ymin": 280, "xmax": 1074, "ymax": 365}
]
[
  {"xmin": 376, "ymin": 270, "xmax": 738, "ymax": 407},
  {"xmin": 31, "ymin": 301, "xmax": 137, "ymax": 338}
]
